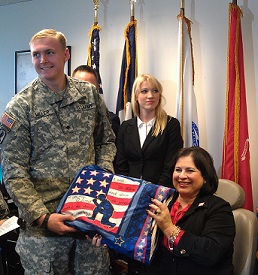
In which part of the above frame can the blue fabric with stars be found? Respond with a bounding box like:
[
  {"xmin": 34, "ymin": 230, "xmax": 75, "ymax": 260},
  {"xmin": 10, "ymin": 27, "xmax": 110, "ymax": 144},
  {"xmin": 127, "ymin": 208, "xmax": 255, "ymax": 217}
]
[{"xmin": 57, "ymin": 165, "xmax": 175, "ymax": 265}]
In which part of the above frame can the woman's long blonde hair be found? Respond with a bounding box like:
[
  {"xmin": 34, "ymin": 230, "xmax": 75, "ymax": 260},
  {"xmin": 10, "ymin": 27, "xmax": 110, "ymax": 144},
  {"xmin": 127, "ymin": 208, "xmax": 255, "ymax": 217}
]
[{"xmin": 131, "ymin": 74, "xmax": 167, "ymax": 137}]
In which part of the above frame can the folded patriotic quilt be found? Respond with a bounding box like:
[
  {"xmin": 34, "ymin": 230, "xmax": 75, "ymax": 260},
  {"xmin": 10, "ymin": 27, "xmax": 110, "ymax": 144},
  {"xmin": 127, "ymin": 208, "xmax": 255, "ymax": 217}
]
[{"xmin": 56, "ymin": 165, "xmax": 174, "ymax": 265}]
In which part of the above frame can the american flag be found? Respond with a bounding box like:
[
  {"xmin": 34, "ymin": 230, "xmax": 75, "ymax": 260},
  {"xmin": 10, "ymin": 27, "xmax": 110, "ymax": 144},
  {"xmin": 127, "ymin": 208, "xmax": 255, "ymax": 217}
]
[
  {"xmin": 57, "ymin": 165, "xmax": 174, "ymax": 264},
  {"xmin": 1, "ymin": 112, "xmax": 16, "ymax": 129},
  {"xmin": 87, "ymin": 24, "xmax": 103, "ymax": 94}
]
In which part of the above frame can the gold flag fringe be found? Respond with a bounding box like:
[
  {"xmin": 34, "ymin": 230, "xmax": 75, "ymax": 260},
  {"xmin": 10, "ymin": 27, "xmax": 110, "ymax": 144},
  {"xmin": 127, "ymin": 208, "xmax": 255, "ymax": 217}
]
[
  {"xmin": 223, "ymin": 3, "xmax": 242, "ymax": 182},
  {"xmin": 177, "ymin": 12, "xmax": 195, "ymax": 139},
  {"xmin": 87, "ymin": 24, "xmax": 102, "ymax": 67},
  {"xmin": 122, "ymin": 19, "xmax": 138, "ymax": 112}
]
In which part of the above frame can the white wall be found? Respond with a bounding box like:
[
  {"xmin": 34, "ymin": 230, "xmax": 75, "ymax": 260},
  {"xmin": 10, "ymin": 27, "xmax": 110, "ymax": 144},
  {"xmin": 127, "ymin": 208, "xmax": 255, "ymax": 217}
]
[{"xmin": 0, "ymin": 0, "xmax": 257, "ymax": 210}]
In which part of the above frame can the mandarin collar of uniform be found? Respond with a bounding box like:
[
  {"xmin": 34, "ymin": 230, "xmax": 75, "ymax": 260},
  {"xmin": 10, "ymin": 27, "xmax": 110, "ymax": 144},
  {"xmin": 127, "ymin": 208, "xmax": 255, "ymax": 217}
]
[
  {"xmin": 61, "ymin": 76, "xmax": 87, "ymax": 105},
  {"xmin": 31, "ymin": 78, "xmax": 62, "ymax": 105},
  {"xmin": 60, "ymin": 76, "xmax": 93, "ymax": 107},
  {"xmin": 35, "ymin": 76, "xmax": 87, "ymax": 106}
]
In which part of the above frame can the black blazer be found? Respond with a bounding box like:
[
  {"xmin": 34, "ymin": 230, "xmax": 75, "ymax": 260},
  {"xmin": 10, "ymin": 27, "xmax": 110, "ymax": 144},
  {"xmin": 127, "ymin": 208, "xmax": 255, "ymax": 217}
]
[
  {"xmin": 148, "ymin": 194, "xmax": 235, "ymax": 275},
  {"xmin": 115, "ymin": 116, "xmax": 183, "ymax": 187},
  {"xmin": 108, "ymin": 111, "xmax": 120, "ymax": 138}
]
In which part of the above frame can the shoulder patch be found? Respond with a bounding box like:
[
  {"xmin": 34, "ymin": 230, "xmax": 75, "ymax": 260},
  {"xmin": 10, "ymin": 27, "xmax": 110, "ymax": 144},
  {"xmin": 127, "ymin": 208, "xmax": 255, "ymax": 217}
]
[
  {"xmin": 0, "ymin": 128, "xmax": 6, "ymax": 144},
  {"xmin": 1, "ymin": 112, "xmax": 16, "ymax": 130}
]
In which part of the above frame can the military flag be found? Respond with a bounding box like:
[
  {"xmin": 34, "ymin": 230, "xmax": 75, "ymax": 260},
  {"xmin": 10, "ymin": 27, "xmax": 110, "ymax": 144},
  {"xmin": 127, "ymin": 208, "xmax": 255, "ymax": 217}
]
[
  {"xmin": 176, "ymin": 9, "xmax": 199, "ymax": 147},
  {"xmin": 221, "ymin": 3, "xmax": 253, "ymax": 211},
  {"xmin": 116, "ymin": 19, "xmax": 138, "ymax": 122}
]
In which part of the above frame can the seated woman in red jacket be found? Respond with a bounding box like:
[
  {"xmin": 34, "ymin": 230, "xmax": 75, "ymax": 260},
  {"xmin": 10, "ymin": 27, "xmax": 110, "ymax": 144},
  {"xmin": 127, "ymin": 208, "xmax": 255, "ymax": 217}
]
[{"xmin": 146, "ymin": 146, "xmax": 235, "ymax": 275}]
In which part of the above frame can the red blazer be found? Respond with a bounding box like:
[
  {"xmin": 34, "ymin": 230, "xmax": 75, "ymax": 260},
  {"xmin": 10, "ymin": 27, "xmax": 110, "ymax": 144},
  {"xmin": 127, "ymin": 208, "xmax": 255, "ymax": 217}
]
[{"xmin": 115, "ymin": 116, "xmax": 183, "ymax": 187}]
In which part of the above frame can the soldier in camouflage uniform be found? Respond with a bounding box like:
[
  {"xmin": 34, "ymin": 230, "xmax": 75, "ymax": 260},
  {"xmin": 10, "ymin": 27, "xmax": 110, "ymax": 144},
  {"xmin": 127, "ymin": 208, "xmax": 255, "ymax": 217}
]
[{"xmin": 0, "ymin": 29, "xmax": 116, "ymax": 275}]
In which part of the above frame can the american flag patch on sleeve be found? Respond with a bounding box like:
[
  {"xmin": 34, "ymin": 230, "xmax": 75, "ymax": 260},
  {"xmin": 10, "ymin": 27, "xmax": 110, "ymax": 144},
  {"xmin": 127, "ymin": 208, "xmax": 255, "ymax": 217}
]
[{"xmin": 1, "ymin": 112, "xmax": 16, "ymax": 129}]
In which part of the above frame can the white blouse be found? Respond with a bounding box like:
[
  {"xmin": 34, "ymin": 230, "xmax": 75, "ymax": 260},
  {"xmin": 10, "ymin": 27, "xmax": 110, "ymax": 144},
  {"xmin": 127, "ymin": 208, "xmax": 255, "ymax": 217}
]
[{"xmin": 137, "ymin": 117, "xmax": 155, "ymax": 148}]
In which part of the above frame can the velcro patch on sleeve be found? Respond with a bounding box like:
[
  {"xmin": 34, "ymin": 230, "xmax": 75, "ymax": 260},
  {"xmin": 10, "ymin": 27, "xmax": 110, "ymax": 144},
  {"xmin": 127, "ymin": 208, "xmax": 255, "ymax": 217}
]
[{"xmin": 0, "ymin": 128, "xmax": 6, "ymax": 144}]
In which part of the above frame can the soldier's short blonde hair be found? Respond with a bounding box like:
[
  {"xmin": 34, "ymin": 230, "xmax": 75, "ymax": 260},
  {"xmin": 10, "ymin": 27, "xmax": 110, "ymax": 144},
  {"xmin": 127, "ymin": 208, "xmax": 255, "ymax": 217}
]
[{"xmin": 29, "ymin": 29, "xmax": 67, "ymax": 50}]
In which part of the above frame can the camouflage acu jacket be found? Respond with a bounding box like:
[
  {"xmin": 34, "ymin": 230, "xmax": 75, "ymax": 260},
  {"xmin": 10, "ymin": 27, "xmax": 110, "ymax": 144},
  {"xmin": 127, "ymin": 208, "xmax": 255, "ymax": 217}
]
[{"xmin": 0, "ymin": 76, "xmax": 116, "ymax": 235}]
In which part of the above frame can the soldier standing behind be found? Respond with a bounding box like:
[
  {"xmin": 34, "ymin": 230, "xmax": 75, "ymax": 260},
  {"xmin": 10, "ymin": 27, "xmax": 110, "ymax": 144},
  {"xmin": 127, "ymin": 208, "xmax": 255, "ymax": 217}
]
[{"xmin": 0, "ymin": 29, "xmax": 116, "ymax": 275}]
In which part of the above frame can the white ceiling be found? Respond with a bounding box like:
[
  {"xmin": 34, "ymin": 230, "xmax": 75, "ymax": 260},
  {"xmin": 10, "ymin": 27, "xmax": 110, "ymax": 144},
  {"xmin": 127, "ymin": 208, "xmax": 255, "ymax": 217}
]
[{"xmin": 0, "ymin": 0, "xmax": 31, "ymax": 6}]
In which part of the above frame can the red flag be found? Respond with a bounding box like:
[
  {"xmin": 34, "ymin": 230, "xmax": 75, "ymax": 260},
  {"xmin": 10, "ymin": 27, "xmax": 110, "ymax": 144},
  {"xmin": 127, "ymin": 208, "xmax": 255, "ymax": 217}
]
[{"xmin": 221, "ymin": 3, "xmax": 253, "ymax": 211}]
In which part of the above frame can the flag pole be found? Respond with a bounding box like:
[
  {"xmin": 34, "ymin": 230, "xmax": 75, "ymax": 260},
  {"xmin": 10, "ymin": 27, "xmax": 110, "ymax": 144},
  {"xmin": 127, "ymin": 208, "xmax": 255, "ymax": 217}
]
[
  {"xmin": 116, "ymin": 1, "xmax": 137, "ymax": 120},
  {"xmin": 130, "ymin": 0, "xmax": 136, "ymax": 21},
  {"xmin": 179, "ymin": 0, "xmax": 185, "ymax": 137},
  {"xmin": 93, "ymin": 0, "xmax": 99, "ymax": 25},
  {"xmin": 180, "ymin": 0, "xmax": 185, "ymax": 16}
]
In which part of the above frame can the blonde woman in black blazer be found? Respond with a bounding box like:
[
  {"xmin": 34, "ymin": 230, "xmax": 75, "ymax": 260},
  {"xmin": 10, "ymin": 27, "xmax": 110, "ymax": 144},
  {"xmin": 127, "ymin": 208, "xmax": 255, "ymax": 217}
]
[
  {"xmin": 114, "ymin": 74, "xmax": 183, "ymax": 274},
  {"xmin": 115, "ymin": 74, "xmax": 183, "ymax": 188}
]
